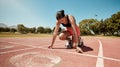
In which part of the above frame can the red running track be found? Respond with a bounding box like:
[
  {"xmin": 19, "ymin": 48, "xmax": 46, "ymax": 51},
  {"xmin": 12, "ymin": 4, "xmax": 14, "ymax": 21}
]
[{"xmin": 0, "ymin": 36, "xmax": 120, "ymax": 67}]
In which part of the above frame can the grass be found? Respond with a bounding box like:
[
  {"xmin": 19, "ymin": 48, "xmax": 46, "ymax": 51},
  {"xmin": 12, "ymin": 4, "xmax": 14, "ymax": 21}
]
[
  {"xmin": 0, "ymin": 32, "xmax": 119, "ymax": 38},
  {"xmin": 0, "ymin": 32, "xmax": 52, "ymax": 38}
]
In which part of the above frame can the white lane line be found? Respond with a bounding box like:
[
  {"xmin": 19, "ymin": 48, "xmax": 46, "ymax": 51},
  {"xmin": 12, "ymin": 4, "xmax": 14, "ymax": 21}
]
[
  {"xmin": 104, "ymin": 56, "xmax": 120, "ymax": 62},
  {"xmin": 0, "ymin": 41, "xmax": 37, "ymax": 48},
  {"xmin": 57, "ymin": 50, "xmax": 120, "ymax": 62},
  {"xmin": 0, "ymin": 47, "xmax": 35, "ymax": 54},
  {"xmin": 38, "ymin": 46, "xmax": 120, "ymax": 62},
  {"xmin": 96, "ymin": 39, "xmax": 104, "ymax": 67}
]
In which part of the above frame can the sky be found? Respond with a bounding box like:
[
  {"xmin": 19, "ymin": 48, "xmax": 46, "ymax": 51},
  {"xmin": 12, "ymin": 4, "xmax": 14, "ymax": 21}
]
[{"xmin": 0, "ymin": 0, "xmax": 120, "ymax": 29}]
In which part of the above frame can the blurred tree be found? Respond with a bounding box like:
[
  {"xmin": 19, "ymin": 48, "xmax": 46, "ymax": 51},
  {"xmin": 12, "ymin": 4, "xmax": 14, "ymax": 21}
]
[
  {"xmin": 10, "ymin": 28, "xmax": 17, "ymax": 33},
  {"xmin": 0, "ymin": 27, "xmax": 4, "ymax": 32},
  {"xmin": 79, "ymin": 19, "xmax": 99, "ymax": 35},
  {"xmin": 110, "ymin": 12, "xmax": 120, "ymax": 35},
  {"xmin": 17, "ymin": 24, "xmax": 28, "ymax": 34},
  {"xmin": 37, "ymin": 26, "xmax": 44, "ymax": 33},
  {"xmin": 103, "ymin": 11, "xmax": 120, "ymax": 36},
  {"xmin": 99, "ymin": 19, "xmax": 107, "ymax": 35},
  {"xmin": 52, "ymin": 27, "xmax": 62, "ymax": 35},
  {"xmin": 28, "ymin": 27, "xmax": 36, "ymax": 33},
  {"xmin": 44, "ymin": 27, "xmax": 52, "ymax": 33}
]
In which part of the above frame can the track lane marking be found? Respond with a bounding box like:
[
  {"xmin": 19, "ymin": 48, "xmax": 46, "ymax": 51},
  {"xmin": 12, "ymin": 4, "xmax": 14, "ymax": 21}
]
[
  {"xmin": 0, "ymin": 47, "xmax": 35, "ymax": 54},
  {"xmin": 96, "ymin": 39, "xmax": 104, "ymax": 67}
]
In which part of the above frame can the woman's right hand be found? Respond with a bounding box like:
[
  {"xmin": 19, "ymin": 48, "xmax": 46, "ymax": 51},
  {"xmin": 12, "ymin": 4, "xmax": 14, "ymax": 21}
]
[{"xmin": 48, "ymin": 45, "xmax": 53, "ymax": 49}]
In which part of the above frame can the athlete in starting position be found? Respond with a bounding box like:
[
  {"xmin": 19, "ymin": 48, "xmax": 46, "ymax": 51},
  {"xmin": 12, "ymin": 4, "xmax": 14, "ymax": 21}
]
[{"xmin": 48, "ymin": 10, "xmax": 83, "ymax": 53}]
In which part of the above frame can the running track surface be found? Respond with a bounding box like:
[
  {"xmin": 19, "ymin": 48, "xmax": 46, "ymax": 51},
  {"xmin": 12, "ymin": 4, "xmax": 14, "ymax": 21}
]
[{"xmin": 0, "ymin": 36, "xmax": 120, "ymax": 67}]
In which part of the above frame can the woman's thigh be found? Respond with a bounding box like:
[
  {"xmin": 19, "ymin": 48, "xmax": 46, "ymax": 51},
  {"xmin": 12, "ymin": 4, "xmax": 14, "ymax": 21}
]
[{"xmin": 59, "ymin": 31, "xmax": 70, "ymax": 40}]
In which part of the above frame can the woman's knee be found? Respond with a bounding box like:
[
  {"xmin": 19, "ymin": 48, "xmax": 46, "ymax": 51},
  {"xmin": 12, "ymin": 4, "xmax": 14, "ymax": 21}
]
[{"xmin": 59, "ymin": 33, "xmax": 67, "ymax": 40}]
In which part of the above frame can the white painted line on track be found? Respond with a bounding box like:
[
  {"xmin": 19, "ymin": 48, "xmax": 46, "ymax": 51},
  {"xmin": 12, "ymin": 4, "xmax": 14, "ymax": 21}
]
[
  {"xmin": 0, "ymin": 41, "xmax": 37, "ymax": 48},
  {"xmin": 58, "ymin": 50, "xmax": 120, "ymax": 62},
  {"xmin": 38, "ymin": 46, "xmax": 120, "ymax": 62},
  {"xmin": 0, "ymin": 47, "xmax": 35, "ymax": 54},
  {"xmin": 0, "ymin": 45, "xmax": 14, "ymax": 49},
  {"xmin": 96, "ymin": 39, "xmax": 104, "ymax": 67}
]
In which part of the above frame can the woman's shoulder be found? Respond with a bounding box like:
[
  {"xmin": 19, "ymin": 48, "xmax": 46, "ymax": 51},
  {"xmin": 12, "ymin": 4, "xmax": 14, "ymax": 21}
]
[
  {"xmin": 67, "ymin": 14, "xmax": 75, "ymax": 19},
  {"xmin": 67, "ymin": 14, "xmax": 75, "ymax": 20},
  {"xmin": 67, "ymin": 14, "xmax": 73, "ymax": 17}
]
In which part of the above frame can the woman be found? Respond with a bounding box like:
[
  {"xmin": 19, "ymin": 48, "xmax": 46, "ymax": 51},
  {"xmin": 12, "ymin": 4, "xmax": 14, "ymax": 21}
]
[{"xmin": 48, "ymin": 10, "xmax": 83, "ymax": 53}]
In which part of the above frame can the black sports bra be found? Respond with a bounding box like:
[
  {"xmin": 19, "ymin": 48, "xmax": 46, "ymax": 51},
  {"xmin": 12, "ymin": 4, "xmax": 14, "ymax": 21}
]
[{"xmin": 61, "ymin": 15, "xmax": 71, "ymax": 27}]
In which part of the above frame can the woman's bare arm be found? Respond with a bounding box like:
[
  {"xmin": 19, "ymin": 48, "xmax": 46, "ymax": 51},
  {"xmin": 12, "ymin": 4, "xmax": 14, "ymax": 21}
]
[
  {"xmin": 69, "ymin": 15, "xmax": 79, "ymax": 47},
  {"xmin": 48, "ymin": 21, "xmax": 60, "ymax": 48}
]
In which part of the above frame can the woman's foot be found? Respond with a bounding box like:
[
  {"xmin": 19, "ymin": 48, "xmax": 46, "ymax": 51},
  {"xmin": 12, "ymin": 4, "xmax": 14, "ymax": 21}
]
[
  {"xmin": 65, "ymin": 38, "xmax": 73, "ymax": 49},
  {"xmin": 76, "ymin": 47, "xmax": 83, "ymax": 53},
  {"xmin": 78, "ymin": 38, "xmax": 84, "ymax": 47}
]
